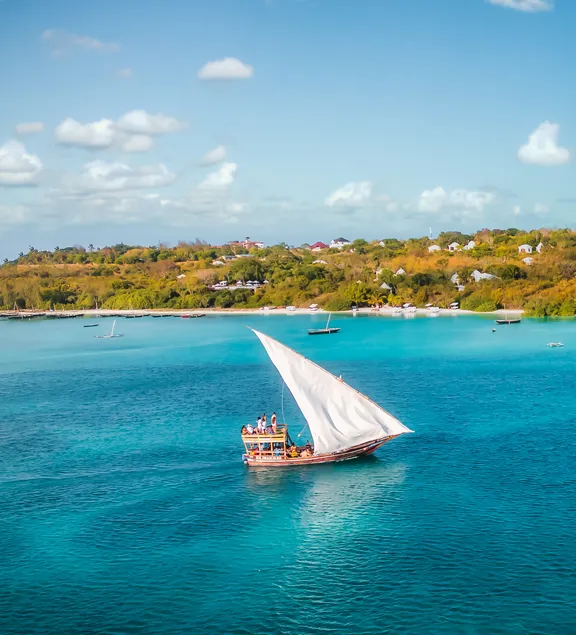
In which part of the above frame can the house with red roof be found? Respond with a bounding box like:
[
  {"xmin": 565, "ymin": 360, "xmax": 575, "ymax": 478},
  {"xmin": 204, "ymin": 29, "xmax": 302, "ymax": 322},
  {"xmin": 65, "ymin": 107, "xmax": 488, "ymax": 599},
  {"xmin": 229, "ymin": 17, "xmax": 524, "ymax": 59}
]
[{"xmin": 309, "ymin": 241, "xmax": 329, "ymax": 252}]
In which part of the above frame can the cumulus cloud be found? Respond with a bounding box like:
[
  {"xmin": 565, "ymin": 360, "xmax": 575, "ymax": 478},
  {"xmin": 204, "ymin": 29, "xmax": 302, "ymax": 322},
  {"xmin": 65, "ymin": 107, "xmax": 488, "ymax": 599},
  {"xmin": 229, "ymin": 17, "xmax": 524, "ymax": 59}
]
[
  {"xmin": 198, "ymin": 57, "xmax": 254, "ymax": 80},
  {"xmin": 417, "ymin": 187, "xmax": 495, "ymax": 215},
  {"xmin": 518, "ymin": 121, "xmax": 570, "ymax": 165},
  {"xmin": 487, "ymin": 0, "xmax": 553, "ymax": 11},
  {"xmin": 65, "ymin": 160, "xmax": 175, "ymax": 192},
  {"xmin": 200, "ymin": 145, "xmax": 227, "ymax": 166},
  {"xmin": 42, "ymin": 29, "xmax": 119, "ymax": 56},
  {"xmin": 56, "ymin": 118, "xmax": 116, "ymax": 149},
  {"xmin": 121, "ymin": 135, "xmax": 154, "ymax": 153},
  {"xmin": 115, "ymin": 110, "xmax": 187, "ymax": 135},
  {"xmin": 54, "ymin": 111, "xmax": 187, "ymax": 152},
  {"xmin": 0, "ymin": 204, "xmax": 31, "ymax": 230},
  {"xmin": 198, "ymin": 162, "xmax": 238, "ymax": 189},
  {"xmin": 15, "ymin": 122, "xmax": 44, "ymax": 135},
  {"xmin": 325, "ymin": 181, "xmax": 373, "ymax": 207},
  {"xmin": 0, "ymin": 140, "xmax": 43, "ymax": 186}
]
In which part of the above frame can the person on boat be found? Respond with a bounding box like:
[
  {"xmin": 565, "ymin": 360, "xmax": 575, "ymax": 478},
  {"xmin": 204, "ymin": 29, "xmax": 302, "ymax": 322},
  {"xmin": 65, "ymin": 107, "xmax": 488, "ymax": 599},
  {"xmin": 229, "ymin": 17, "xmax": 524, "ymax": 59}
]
[
  {"xmin": 289, "ymin": 446, "xmax": 299, "ymax": 458},
  {"xmin": 241, "ymin": 425, "xmax": 248, "ymax": 435},
  {"xmin": 246, "ymin": 424, "xmax": 254, "ymax": 435},
  {"xmin": 305, "ymin": 442, "xmax": 312, "ymax": 453},
  {"xmin": 271, "ymin": 412, "xmax": 277, "ymax": 432},
  {"xmin": 256, "ymin": 417, "xmax": 263, "ymax": 433}
]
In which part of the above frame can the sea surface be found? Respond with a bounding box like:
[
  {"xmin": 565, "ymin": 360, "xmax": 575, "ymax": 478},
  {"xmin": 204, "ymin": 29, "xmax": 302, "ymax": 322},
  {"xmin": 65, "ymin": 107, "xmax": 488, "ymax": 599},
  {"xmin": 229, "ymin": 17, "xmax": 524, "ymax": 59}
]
[{"xmin": 1, "ymin": 313, "xmax": 575, "ymax": 634}]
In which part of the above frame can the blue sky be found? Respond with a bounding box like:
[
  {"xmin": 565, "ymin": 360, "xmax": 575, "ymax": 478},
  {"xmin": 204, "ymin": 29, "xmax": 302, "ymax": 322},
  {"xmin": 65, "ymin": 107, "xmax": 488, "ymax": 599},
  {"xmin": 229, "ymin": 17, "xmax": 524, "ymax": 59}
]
[{"xmin": 0, "ymin": 0, "xmax": 573, "ymax": 256}]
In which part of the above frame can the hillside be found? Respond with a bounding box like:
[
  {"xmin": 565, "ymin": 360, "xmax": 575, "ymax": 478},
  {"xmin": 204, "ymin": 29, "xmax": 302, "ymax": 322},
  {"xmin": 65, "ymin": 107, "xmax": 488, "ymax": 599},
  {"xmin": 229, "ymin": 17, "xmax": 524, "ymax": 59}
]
[{"xmin": 2, "ymin": 229, "xmax": 576, "ymax": 317}]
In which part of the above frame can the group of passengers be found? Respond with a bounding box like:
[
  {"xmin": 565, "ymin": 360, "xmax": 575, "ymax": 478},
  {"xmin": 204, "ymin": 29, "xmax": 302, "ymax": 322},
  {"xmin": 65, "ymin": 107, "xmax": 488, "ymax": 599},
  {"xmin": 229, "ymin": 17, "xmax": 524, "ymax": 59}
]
[{"xmin": 242, "ymin": 412, "xmax": 278, "ymax": 435}]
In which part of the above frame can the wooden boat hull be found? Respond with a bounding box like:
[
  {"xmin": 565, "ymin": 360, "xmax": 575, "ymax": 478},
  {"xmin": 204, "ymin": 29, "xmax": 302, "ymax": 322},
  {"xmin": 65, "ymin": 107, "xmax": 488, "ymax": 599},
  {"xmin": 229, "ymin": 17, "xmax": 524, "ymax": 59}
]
[
  {"xmin": 308, "ymin": 328, "xmax": 341, "ymax": 335},
  {"xmin": 495, "ymin": 319, "xmax": 521, "ymax": 324},
  {"xmin": 243, "ymin": 436, "xmax": 398, "ymax": 467}
]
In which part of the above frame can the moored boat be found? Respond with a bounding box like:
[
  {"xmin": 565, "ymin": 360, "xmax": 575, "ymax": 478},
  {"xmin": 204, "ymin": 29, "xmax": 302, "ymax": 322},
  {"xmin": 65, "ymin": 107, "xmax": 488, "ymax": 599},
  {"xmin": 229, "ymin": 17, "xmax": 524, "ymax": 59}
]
[
  {"xmin": 495, "ymin": 318, "xmax": 521, "ymax": 325},
  {"xmin": 242, "ymin": 329, "xmax": 412, "ymax": 467},
  {"xmin": 308, "ymin": 312, "xmax": 340, "ymax": 335}
]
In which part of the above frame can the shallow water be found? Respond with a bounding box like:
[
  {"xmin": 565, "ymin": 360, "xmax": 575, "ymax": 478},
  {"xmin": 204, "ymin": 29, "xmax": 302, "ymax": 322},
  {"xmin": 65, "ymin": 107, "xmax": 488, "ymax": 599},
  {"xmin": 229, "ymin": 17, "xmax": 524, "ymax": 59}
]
[{"xmin": 1, "ymin": 314, "xmax": 575, "ymax": 634}]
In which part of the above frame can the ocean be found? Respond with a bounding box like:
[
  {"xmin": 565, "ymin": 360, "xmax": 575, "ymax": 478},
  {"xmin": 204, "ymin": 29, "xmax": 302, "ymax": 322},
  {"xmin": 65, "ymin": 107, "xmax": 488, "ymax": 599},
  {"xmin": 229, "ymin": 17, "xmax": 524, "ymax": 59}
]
[{"xmin": 1, "ymin": 314, "xmax": 575, "ymax": 634}]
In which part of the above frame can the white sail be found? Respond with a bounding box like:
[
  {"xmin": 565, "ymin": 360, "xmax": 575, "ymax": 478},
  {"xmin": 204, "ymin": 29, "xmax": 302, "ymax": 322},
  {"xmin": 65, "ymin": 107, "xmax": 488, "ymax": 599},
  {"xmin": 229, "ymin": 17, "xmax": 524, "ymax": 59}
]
[{"xmin": 251, "ymin": 329, "xmax": 412, "ymax": 455}]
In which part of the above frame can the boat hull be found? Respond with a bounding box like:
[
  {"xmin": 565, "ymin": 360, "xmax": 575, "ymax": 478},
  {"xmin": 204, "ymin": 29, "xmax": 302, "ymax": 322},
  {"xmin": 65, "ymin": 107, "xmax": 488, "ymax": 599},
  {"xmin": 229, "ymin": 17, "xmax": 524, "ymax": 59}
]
[
  {"xmin": 307, "ymin": 328, "xmax": 341, "ymax": 335},
  {"xmin": 243, "ymin": 436, "xmax": 397, "ymax": 467},
  {"xmin": 495, "ymin": 319, "xmax": 521, "ymax": 324}
]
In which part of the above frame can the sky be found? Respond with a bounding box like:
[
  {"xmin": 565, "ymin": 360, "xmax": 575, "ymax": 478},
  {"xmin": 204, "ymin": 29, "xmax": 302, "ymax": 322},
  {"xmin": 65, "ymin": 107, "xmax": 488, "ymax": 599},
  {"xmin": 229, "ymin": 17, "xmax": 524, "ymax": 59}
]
[{"xmin": 0, "ymin": 0, "xmax": 573, "ymax": 257}]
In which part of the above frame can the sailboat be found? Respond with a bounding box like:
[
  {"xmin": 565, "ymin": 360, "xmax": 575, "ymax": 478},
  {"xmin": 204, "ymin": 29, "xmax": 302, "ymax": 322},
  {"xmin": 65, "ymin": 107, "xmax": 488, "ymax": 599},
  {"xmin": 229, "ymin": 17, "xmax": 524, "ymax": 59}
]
[
  {"xmin": 241, "ymin": 329, "xmax": 412, "ymax": 466},
  {"xmin": 95, "ymin": 319, "xmax": 124, "ymax": 339},
  {"xmin": 308, "ymin": 313, "xmax": 341, "ymax": 335},
  {"xmin": 495, "ymin": 309, "xmax": 521, "ymax": 325}
]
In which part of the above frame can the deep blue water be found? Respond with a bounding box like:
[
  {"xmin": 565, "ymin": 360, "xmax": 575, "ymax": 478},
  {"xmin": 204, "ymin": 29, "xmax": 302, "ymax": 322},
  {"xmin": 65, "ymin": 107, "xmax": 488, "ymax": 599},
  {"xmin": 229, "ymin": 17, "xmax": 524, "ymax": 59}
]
[{"xmin": 1, "ymin": 313, "xmax": 576, "ymax": 634}]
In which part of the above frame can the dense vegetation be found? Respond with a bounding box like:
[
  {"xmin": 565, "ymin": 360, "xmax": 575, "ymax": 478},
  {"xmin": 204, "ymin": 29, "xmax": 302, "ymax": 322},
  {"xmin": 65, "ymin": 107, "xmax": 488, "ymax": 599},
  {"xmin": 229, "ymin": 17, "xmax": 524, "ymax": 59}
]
[{"xmin": 2, "ymin": 228, "xmax": 576, "ymax": 317}]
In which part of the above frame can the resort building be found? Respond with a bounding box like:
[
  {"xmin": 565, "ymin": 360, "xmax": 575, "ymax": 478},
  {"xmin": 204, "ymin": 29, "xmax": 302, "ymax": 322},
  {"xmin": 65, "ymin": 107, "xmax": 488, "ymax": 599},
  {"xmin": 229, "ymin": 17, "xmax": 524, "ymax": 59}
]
[
  {"xmin": 522, "ymin": 257, "xmax": 534, "ymax": 265},
  {"xmin": 380, "ymin": 282, "xmax": 392, "ymax": 290},
  {"xmin": 448, "ymin": 242, "xmax": 460, "ymax": 252},
  {"xmin": 395, "ymin": 268, "xmax": 406, "ymax": 276},
  {"xmin": 310, "ymin": 241, "xmax": 329, "ymax": 251},
  {"xmin": 470, "ymin": 270, "xmax": 497, "ymax": 282},
  {"xmin": 536, "ymin": 242, "xmax": 544, "ymax": 253},
  {"xmin": 518, "ymin": 244, "xmax": 533, "ymax": 254},
  {"xmin": 428, "ymin": 245, "xmax": 441, "ymax": 253},
  {"xmin": 462, "ymin": 240, "xmax": 476, "ymax": 251},
  {"xmin": 330, "ymin": 237, "xmax": 352, "ymax": 249}
]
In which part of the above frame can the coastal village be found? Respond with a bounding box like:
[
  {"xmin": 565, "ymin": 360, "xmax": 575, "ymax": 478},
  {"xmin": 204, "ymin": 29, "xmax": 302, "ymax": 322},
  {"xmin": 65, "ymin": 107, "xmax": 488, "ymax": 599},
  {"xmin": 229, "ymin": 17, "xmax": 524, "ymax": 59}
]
[{"xmin": 1, "ymin": 228, "xmax": 575, "ymax": 317}]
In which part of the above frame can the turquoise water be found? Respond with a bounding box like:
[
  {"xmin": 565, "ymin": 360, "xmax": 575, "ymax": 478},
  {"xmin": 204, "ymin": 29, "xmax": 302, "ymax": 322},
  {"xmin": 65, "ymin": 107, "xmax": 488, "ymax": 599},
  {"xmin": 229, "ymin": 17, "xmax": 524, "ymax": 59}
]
[{"xmin": 1, "ymin": 314, "xmax": 576, "ymax": 634}]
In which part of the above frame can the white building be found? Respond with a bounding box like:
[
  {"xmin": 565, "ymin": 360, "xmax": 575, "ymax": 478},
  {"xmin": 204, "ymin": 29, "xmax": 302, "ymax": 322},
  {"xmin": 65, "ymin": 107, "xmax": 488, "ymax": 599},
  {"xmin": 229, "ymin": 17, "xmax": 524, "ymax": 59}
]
[
  {"xmin": 470, "ymin": 270, "xmax": 497, "ymax": 282},
  {"xmin": 522, "ymin": 257, "xmax": 534, "ymax": 265},
  {"xmin": 450, "ymin": 273, "xmax": 460, "ymax": 285},
  {"xmin": 380, "ymin": 282, "xmax": 392, "ymax": 291},
  {"xmin": 536, "ymin": 242, "xmax": 544, "ymax": 253},
  {"xmin": 462, "ymin": 240, "xmax": 476, "ymax": 251},
  {"xmin": 428, "ymin": 245, "xmax": 441, "ymax": 253},
  {"xmin": 330, "ymin": 237, "xmax": 352, "ymax": 249},
  {"xmin": 518, "ymin": 244, "xmax": 533, "ymax": 254},
  {"xmin": 448, "ymin": 242, "xmax": 460, "ymax": 252},
  {"xmin": 212, "ymin": 260, "xmax": 225, "ymax": 266},
  {"xmin": 395, "ymin": 268, "xmax": 406, "ymax": 276}
]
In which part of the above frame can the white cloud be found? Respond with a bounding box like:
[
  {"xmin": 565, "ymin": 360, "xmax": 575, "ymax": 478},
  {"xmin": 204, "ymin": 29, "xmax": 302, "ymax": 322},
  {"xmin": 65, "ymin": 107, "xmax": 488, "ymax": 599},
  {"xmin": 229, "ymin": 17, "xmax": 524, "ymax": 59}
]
[
  {"xmin": 115, "ymin": 110, "xmax": 187, "ymax": 135},
  {"xmin": 518, "ymin": 121, "xmax": 570, "ymax": 165},
  {"xmin": 513, "ymin": 205, "xmax": 521, "ymax": 215},
  {"xmin": 325, "ymin": 181, "xmax": 373, "ymax": 207},
  {"xmin": 200, "ymin": 145, "xmax": 227, "ymax": 166},
  {"xmin": 117, "ymin": 68, "xmax": 133, "ymax": 78},
  {"xmin": 15, "ymin": 122, "xmax": 44, "ymax": 135},
  {"xmin": 226, "ymin": 202, "xmax": 247, "ymax": 214},
  {"xmin": 121, "ymin": 135, "xmax": 154, "ymax": 153},
  {"xmin": 198, "ymin": 162, "xmax": 237, "ymax": 189},
  {"xmin": 56, "ymin": 118, "xmax": 116, "ymax": 149},
  {"xmin": 0, "ymin": 140, "xmax": 43, "ymax": 186},
  {"xmin": 198, "ymin": 57, "xmax": 254, "ymax": 80},
  {"xmin": 64, "ymin": 160, "xmax": 175, "ymax": 193},
  {"xmin": 41, "ymin": 29, "xmax": 119, "ymax": 56},
  {"xmin": 487, "ymin": 0, "xmax": 553, "ymax": 12},
  {"xmin": 0, "ymin": 204, "xmax": 31, "ymax": 230},
  {"xmin": 54, "ymin": 111, "xmax": 186, "ymax": 151},
  {"xmin": 533, "ymin": 202, "xmax": 549, "ymax": 214},
  {"xmin": 417, "ymin": 187, "xmax": 495, "ymax": 214}
]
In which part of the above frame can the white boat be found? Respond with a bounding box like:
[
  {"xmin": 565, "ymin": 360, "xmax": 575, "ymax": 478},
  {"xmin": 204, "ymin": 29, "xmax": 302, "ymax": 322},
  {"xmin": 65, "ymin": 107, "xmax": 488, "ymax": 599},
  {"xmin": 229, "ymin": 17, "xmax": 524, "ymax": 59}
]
[
  {"xmin": 547, "ymin": 342, "xmax": 564, "ymax": 348},
  {"xmin": 392, "ymin": 308, "xmax": 403, "ymax": 316},
  {"xmin": 95, "ymin": 319, "xmax": 124, "ymax": 339},
  {"xmin": 241, "ymin": 329, "xmax": 412, "ymax": 467}
]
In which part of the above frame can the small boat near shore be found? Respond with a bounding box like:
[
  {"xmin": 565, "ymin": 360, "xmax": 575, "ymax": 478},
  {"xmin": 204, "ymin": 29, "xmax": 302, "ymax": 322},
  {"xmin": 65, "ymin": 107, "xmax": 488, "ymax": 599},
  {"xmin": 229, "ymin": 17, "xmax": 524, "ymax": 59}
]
[
  {"xmin": 83, "ymin": 324, "xmax": 99, "ymax": 328},
  {"xmin": 547, "ymin": 342, "xmax": 564, "ymax": 348},
  {"xmin": 308, "ymin": 313, "xmax": 340, "ymax": 335},
  {"xmin": 95, "ymin": 320, "xmax": 123, "ymax": 339},
  {"xmin": 495, "ymin": 318, "xmax": 521, "ymax": 325},
  {"xmin": 241, "ymin": 329, "xmax": 412, "ymax": 467}
]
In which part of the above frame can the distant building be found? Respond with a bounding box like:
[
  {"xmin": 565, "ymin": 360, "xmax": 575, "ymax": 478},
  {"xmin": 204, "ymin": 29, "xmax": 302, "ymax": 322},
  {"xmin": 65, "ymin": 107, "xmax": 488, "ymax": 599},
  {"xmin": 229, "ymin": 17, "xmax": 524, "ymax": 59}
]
[
  {"xmin": 462, "ymin": 240, "xmax": 476, "ymax": 251},
  {"xmin": 450, "ymin": 273, "xmax": 460, "ymax": 285},
  {"xmin": 428, "ymin": 244, "xmax": 441, "ymax": 253},
  {"xmin": 330, "ymin": 237, "xmax": 352, "ymax": 249},
  {"xmin": 310, "ymin": 241, "xmax": 329, "ymax": 251},
  {"xmin": 313, "ymin": 259, "xmax": 328, "ymax": 265},
  {"xmin": 228, "ymin": 237, "xmax": 264, "ymax": 251},
  {"xmin": 470, "ymin": 270, "xmax": 497, "ymax": 282},
  {"xmin": 522, "ymin": 257, "xmax": 534, "ymax": 265},
  {"xmin": 212, "ymin": 260, "xmax": 225, "ymax": 266},
  {"xmin": 380, "ymin": 282, "xmax": 392, "ymax": 290},
  {"xmin": 518, "ymin": 244, "xmax": 533, "ymax": 254},
  {"xmin": 395, "ymin": 268, "xmax": 406, "ymax": 276},
  {"xmin": 536, "ymin": 242, "xmax": 544, "ymax": 253},
  {"xmin": 448, "ymin": 242, "xmax": 460, "ymax": 252}
]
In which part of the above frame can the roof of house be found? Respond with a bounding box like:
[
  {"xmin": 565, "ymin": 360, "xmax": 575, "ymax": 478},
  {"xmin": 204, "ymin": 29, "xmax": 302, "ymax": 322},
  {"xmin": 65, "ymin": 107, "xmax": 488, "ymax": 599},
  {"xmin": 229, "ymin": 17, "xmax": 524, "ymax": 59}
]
[
  {"xmin": 332, "ymin": 237, "xmax": 350, "ymax": 243},
  {"xmin": 310, "ymin": 241, "xmax": 328, "ymax": 249}
]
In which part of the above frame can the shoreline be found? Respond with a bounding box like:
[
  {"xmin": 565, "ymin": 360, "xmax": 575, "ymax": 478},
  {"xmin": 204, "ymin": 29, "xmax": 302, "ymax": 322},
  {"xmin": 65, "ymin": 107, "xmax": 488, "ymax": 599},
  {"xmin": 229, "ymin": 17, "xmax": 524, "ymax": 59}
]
[{"xmin": 0, "ymin": 307, "xmax": 525, "ymax": 318}]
